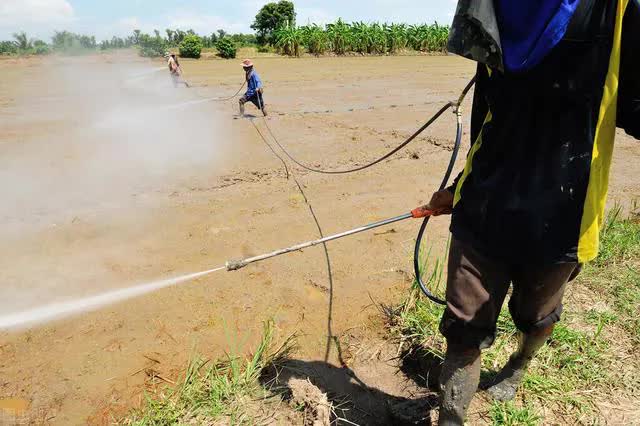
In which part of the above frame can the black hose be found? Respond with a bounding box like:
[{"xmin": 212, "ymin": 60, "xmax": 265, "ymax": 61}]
[
  {"xmin": 413, "ymin": 77, "xmax": 475, "ymax": 305},
  {"xmin": 261, "ymin": 102, "xmax": 454, "ymax": 175},
  {"xmin": 413, "ymin": 111, "xmax": 463, "ymax": 305},
  {"xmin": 256, "ymin": 77, "xmax": 476, "ymax": 305}
]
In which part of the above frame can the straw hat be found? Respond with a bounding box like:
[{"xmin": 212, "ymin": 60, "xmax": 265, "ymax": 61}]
[{"xmin": 241, "ymin": 59, "xmax": 254, "ymax": 68}]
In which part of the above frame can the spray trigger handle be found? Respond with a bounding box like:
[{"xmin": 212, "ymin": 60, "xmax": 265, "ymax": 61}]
[{"xmin": 411, "ymin": 206, "xmax": 436, "ymax": 218}]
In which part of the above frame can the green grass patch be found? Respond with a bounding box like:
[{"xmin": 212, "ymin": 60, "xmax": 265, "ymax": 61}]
[
  {"xmin": 489, "ymin": 402, "xmax": 541, "ymax": 426},
  {"xmin": 592, "ymin": 204, "xmax": 640, "ymax": 268},
  {"xmin": 388, "ymin": 204, "xmax": 640, "ymax": 424},
  {"xmin": 581, "ymin": 205, "xmax": 640, "ymax": 345},
  {"xmin": 124, "ymin": 321, "xmax": 295, "ymax": 425}
]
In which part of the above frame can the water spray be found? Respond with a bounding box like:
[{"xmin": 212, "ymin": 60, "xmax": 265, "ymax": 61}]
[
  {"xmin": 0, "ymin": 207, "xmax": 435, "ymax": 331},
  {"xmin": 0, "ymin": 267, "xmax": 225, "ymax": 330}
]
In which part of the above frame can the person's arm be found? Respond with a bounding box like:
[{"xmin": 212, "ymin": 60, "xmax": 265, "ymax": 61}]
[
  {"xmin": 246, "ymin": 74, "xmax": 257, "ymax": 97},
  {"xmin": 617, "ymin": 1, "xmax": 640, "ymax": 139},
  {"xmin": 255, "ymin": 73, "xmax": 264, "ymax": 93}
]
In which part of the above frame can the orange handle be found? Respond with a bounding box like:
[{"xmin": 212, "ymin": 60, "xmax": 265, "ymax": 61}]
[{"xmin": 411, "ymin": 206, "xmax": 435, "ymax": 218}]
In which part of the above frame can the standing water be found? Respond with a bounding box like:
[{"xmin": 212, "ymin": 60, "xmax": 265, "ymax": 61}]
[{"xmin": 0, "ymin": 267, "xmax": 225, "ymax": 330}]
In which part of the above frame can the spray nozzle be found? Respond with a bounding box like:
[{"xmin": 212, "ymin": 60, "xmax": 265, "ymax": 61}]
[{"xmin": 225, "ymin": 259, "xmax": 248, "ymax": 271}]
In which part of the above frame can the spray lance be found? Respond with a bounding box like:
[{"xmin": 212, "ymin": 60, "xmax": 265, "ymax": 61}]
[
  {"xmin": 225, "ymin": 205, "xmax": 440, "ymax": 271},
  {"xmin": 226, "ymin": 77, "xmax": 475, "ymax": 305}
]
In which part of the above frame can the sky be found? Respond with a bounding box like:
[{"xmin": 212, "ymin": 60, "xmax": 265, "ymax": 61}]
[{"xmin": 0, "ymin": 0, "xmax": 458, "ymax": 41}]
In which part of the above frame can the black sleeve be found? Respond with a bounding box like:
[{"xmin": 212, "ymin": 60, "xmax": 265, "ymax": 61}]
[{"xmin": 617, "ymin": 1, "xmax": 640, "ymax": 139}]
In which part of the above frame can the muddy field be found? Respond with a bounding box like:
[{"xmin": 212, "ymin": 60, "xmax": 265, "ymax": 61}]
[{"xmin": 1, "ymin": 53, "xmax": 639, "ymax": 424}]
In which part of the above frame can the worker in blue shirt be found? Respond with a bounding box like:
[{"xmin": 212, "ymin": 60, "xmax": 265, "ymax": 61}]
[{"xmin": 239, "ymin": 59, "xmax": 267, "ymax": 117}]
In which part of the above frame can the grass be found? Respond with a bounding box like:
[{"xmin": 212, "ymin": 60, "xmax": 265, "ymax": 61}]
[
  {"xmin": 123, "ymin": 321, "xmax": 296, "ymax": 425},
  {"xmin": 123, "ymin": 205, "xmax": 639, "ymax": 425},
  {"xmin": 390, "ymin": 204, "xmax": 640, "ymax": 424},
  {"xmin": 489, "ymin": 402, "xmax": 541, "ymax": 426}
]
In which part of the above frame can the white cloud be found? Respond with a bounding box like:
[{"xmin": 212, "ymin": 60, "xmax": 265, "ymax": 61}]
[
  {"xmin": 297, "ymin": 7, "xmax": 336, "ymax": 26},
  {"xmin": 166, "ymin": 11, "xmax": 247, "ymax": 35},
  {"xmin": 0, "ymin": 0, "xmax": 74, "ymax": 39},
  {"xmin": 0, "ymin": 0, "xmax": 73, "ymax": 25}
]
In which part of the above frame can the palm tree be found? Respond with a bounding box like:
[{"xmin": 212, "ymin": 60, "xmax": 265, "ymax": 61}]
[{"xmin": 12, "ymin": 32, "xmax": 31, "ymax": 50}]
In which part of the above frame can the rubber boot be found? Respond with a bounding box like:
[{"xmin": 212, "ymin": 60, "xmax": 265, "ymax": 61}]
[
  {"xmin": 438, "ymin": 344, "xmax": 481, "ymax": 426},
  {"xmin": 486, "ymin": 325, "xmax": 553, "ymax": 402}
]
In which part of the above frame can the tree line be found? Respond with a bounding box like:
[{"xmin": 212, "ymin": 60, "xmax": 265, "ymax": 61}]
[{"xmin": 0, "ymin": 1, "xmax": 449, "ymax": 59}]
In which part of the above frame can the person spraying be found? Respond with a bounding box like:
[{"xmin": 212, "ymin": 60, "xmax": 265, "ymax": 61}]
[
  {"xmin": 417, "ymin": 1, "xmax": 640, "ymax": 424},
  {"xmin": 239, "ymin": 59, "xmax": 267, "ymax": 117},
  {"xmin": 165, "ymin": 53, "xmax": 190, "ymax": 88}
]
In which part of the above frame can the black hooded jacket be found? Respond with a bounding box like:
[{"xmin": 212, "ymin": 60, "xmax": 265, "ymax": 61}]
[{"xmin": 450, "ymin": 0, "xmax": 640, "ymax": 264}]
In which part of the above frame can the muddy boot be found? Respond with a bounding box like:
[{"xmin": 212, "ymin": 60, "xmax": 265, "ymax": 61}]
[
  {"xmin": 438, "ymin": 345, "xmax": 481, "ymax": 426},
  {"xmin": 486, "ymin": 326, "xmax": 553, "ymax": 402}
]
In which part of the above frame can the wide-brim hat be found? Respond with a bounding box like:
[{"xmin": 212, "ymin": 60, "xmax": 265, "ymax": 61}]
[{"xmin": 241, "ymin": 59, "xmax": 254, "ymax": 68}]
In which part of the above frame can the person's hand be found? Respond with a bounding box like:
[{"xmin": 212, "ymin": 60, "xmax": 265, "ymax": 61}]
[
  {"xmin": 258, "ymin": 87, "xmax": 264, "ymax": 94},
  {"xmin": 425, "ymin": 189, "xmax": 454, "ymax": 216}
]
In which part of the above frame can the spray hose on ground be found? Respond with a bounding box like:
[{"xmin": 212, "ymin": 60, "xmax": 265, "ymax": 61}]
[{"xmin": 249, "ymin": 78, "xmax": 475, "ymax": 304}]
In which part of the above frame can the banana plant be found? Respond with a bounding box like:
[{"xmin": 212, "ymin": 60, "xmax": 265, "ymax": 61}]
[{"xmin": 274, "ymin": 23, "xmax": 303, "ymax": 56}]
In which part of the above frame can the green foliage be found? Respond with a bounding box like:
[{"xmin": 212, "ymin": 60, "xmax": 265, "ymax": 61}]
[
  {"xmin": 490, "ymin": 402, "xmax": 541, "ymax": 426},
  {"xmin": 32, "ymin": 40, "xmax": 50, "ymax": 55},
  {"xmin": 385, "ymin": 23, "xmax": 408, "ymax": 53},
  {"xmin": 326, "ymin": 19, "xmax": 352, "ymax": 55},
  {"xmin": 251, "ymin": 0, "xmax": 296, "ymax": 45},
  {"xmin": 230, "ymin": 33, "xmax": 257, "ymax": 47},
  {"xmin": 275, "ymin": 20, "xmax": 449, "ymax": 56},
  {"xmin": 125, "ymin": 321, "xmax": 295, "ymax": 425},
  {"xmin": 0, "ymin": 40, "xmax": 18, "ymax": 55},
  {"xmin": 387, "ymin": 205, "xmax": 640, "ymax": 424},
  {"xmin": 13, "ymin": 32, "xmax": 31, "ymax": 50},
  {"xmin": 51, "ymin": 31, "xmax": 98, "ymax": 53},
  {"xmin": 300, "ymin": 24, "xmax": 328, "ymax": 56},
  {"xmin": 99, "ymin": 36, "xmax": 134, "ymax": 50},
  {"xmin": 215, "ymin": 37, "xmax": 237, "ymax": 59},
  {"xmin": 594, "ymin": 204, "xmax": 640, "ymax": 267},
  {"xmin": 407, "ymin": 23, "xmax": 449, "ymax": 52},
  {"xmin": 179, "ymin": 34, "xmax": 203, "ymax": 59},
  {"xmin": 0, "ymin": 33, "xmax": 50, "ymax": 56},
  {"xmin": 582, "ymin": 204, "xmax": 640, "ymax": 345},
  {"xmin": 274, "ymin": 23, "xmax": 303, "ymax": 56},
  {"xmin": 138, "ymin": 32, "xmax": 167, "ymax": 57}
]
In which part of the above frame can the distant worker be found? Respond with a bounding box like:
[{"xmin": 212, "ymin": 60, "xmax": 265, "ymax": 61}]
[
  {"xmin": 418, "ymin": 1, "xmax": 640, "ymax": 425},
  {"xmin": 165, "ymin": 53, "xmax": 190, "ymax": 88},
  {"xmin": 239, "ymin": 59, "xmax": 267, "ymax": 117}
]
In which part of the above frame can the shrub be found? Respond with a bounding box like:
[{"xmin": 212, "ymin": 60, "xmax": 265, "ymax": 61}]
[
  {"xmin": 32, "ymin": 40, "xmax": 50, "ymax": 55},
  {"xmin": 216, "ymin": 37, "xmax": 237, "ymax": 59},
  {"xmin": 138, "ymin": 33, "xmax": 166, "ymax": 57},
  {"xmin": 179, "ymin": 34, "xmax": 203, "ymax": 59},
  {"xmin": 0, "ymin": 41, "xmax": 17, "ymax": 55}
]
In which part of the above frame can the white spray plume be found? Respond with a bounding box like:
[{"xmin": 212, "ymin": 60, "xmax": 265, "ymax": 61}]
[
  {"xmin": 0, "ymin": 267, "xmax": 225, "ymax": 330},
  {"xmin": 0, "ymin": 53, "xmax": 232, "ymax": 319}
]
